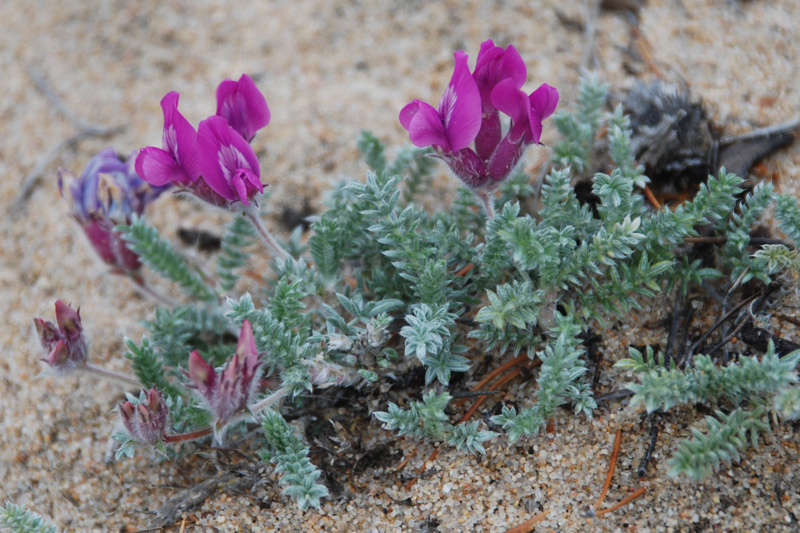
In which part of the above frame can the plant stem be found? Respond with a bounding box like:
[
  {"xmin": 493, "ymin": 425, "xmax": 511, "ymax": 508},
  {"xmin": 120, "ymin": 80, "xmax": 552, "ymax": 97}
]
[
  {"xmin": 129, "ymin": 276, "xmax": 178, "ymax": 307},
  {"xmin": 82, "ymin": 363, "xmax": 141, "ymax": 387},
  {"xmin": 244, "ymin": 210, "xmax": 290, "ymax": 261},
  {"xmin": 474, "ymin": 189, "xmax": 496, "ymax": 220},
  {"xmin": 250, "ymin": 386, "xmax": 289, "ymax": 414},
  {"xmin": 163, "ymin": 427, "xmax": 213, "ymax": 443}
]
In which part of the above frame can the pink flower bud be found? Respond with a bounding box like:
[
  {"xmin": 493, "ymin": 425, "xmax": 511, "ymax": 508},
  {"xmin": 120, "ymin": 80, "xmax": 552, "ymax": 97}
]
[
  {"xmin": 185, "ymin": 320, "xmax": 262, "ymax": 438},
  {"xmin": 34, "ymin": 300, "xmax": 87, "ymax": 373},
  {"xmin": 119, "ymin": 388, "xmax": 169, "ymax": 445},
  {"xmin": 55, "ymin": 299, "xmax": 82, "ymax": 338}
]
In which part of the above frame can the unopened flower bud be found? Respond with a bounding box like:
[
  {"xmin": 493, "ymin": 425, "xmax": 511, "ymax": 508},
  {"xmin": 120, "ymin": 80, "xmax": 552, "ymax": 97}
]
[
  {"xmin": 55, "ymin": 299, "xmax": 82, "ymax": 339},
  {"xmin": 119, "ymin": 388, "xmax": 169, "ymax": 445},
  {"xmin": 34, "ymin": 300, "xmax": 87, "ymax": 373},
  {"xmin": 185, "ymin": 320, "xmax": 262, "ymax": 439},
  {"xmin": 34, "ymin": 317, "xmax": 60, "ymax": 352}
]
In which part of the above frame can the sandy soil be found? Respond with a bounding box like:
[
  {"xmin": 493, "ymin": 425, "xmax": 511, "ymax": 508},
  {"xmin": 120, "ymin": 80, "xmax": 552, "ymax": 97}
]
[{"xmin": 2, "ymin": 0, "xmax": 800, "ymax": 531}]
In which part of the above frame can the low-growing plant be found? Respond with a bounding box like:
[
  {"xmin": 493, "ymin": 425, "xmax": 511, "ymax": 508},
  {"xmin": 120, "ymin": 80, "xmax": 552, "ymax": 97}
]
[{"xmin": 22, "ymin": 39, "xmax": 800, "ymax": 525}]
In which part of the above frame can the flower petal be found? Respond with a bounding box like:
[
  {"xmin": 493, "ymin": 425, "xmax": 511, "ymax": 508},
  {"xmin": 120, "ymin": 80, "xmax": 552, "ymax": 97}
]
[
  {"xmin": 135, "ymin": 146, "xmax": 191, "ymax": 186},
  {"xmin": 216, "ymin": 74, "xmax": 271, "ymax": 142},
  {"xmin": 439, "ymin": 51, "xmax": 481, "ymax": 152},
  {"xmin": 188, "ymin": 350, "xmax": 216, "ymax": 396},
  {"xmin": 530, "ymin": 83, "xmax": 559, "ymax": 122},
  {"xmin": 473, "ymin": 40, "xmax": 527, "ymax": 112},
  {"xmin": 405, "ymin": 101, "xmax": 449, "ymax": 150},
  {"xmin": 160, "ymin": 91, "xmax": 199, "ymax": 180},
  {"xmin": 491, "ymin": 78, "xmax": 532, "ymax": 143},
  {"xmin": 399, "ymin": 100, "xmax": 421, "ymax": 131},
  {"xmin": 57, "ymin": 167, "xmax": 84, "ymax": 217},
  {"xmin": 196, "ymin": 116, "xmax": 262, "ymax": 204}
]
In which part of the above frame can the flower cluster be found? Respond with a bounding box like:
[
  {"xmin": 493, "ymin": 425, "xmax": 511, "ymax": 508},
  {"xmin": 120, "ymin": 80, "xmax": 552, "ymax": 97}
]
[
  {"xmin": 185, "ymin": 320, "xmax": 263, "ymax": 439},
  {"xmin": 135, "ymin": 74, "xmax": 270, "ymax": 209},
  {"xmin": 119, "ymin": 388, "xmax": 169, "ymax": 445},
  {"xmin": 34, "ymin": 300, "xmax": 87, "ymax": 373},
  {"xmin": 58, "ymin": 148, "xmax": 168, "ymax": 279},
  {"xmin": 400, "ymin": 40, "xmax": 558, "ymax": 190}
]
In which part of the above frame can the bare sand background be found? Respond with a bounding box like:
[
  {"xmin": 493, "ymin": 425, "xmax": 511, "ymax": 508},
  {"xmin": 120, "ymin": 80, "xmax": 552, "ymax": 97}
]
[{"xmin": 2, "ymin": 0, "xmax": 800, "ymax": 531}]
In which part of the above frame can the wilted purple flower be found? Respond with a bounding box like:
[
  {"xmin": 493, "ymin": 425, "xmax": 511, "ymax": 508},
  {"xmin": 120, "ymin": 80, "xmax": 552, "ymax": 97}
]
[
  {"xmin": 216, "ymin": 74, "xmax": 271, "ymax": 142},
  {"xmin": 119, "ymin": 388, "xmax": 169, "ymax": 445},
  {"xmin": 186, "ymin": 320, "xmax": 262, "ymax": 437},
  {"xmin": 399, "ymin": 40, "xmax": 559, "ymax": 194},
  {"xmin": 136, "ymin": 77, "xmax": 269, "ymax": 209},
  {"xmin": 34, "ymin": 300, "xmax": 87, "ymax": 373},
  {"xmin": 59, "ymin": 148, "xmax": 167, "ymax": 277}
]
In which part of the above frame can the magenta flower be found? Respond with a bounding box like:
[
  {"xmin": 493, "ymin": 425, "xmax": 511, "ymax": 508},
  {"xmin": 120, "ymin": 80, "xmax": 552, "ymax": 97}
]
[
  {"xmin": 399, "ymin": 40, "xmax": 559, "ymax": 201},
  {"xmin": 492, "ymin": 80, "xmax": 559, "ymax": 146},
  {"xmin": 195, "ymin": 116, "xmax": 264, "ymax": 206},
  {"xmin": 216, "ymin": 74, "xmax": 271, "ymax": 142},
  {"xmin": 400, "ymin": 51, "xmax": 482, "ymax": 154},
  {"xmin": 136, "ymin": 77, "xmax": 269, "ymax": 209},
  {"xmin": 472, "ymin": 40, "xmax": 527, "ymax": 160},
  {"xmin": 59, "ymin": 148, "xmax": 167, "ymax": 278},
  {"xmin": 400, "ymin": 51, "xmax": 486, "ymax": 187},
  {"xmin": 135, "ymin": 92, "xmax": 200, "ymax": 188},
  {"xmin": 119, "ymin": 388, "xmax": 169, "ymax": 445},
  {"xmin": 186, "ymin": 320, "xmax": 262, "ymax": 438},
  {"xmin": 488, "ymin": 81, "xmax": 559, "ymax": 181},
  {"xmin": 34, "ymin": 300, "xmax": 87, "ymax": 374}
]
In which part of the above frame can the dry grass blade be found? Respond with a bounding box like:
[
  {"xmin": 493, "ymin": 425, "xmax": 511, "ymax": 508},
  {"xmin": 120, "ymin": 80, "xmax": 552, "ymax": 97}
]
[
  {"xmin": 594, "ymin": 428, "xmax": 623, "ymax": 510},
  {"xmin": 596, "ymin": 487, "xmax": 647, "ymax": 516},
  {"xmin": 505, "ymin": 510, "xmax": 549, "ymax": 533}
]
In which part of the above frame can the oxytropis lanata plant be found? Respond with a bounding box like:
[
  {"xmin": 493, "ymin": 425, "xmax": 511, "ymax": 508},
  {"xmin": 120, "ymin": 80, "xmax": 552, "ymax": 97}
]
[{"xmin": 21, "ymin": 40, "xmax": 800, "ymax": 527}]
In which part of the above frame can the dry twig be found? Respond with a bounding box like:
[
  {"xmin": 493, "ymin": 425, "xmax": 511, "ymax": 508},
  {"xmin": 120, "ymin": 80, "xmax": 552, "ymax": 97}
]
[{"xmin": 12, "ymin": 67, "xmax": 125, "ymax": 214}]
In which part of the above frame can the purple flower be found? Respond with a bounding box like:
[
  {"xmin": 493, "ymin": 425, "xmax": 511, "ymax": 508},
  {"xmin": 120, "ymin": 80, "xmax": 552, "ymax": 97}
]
[
  {"xmin": 136, "ymin": 78, "xmax": 269, "ymax": 209},
  {"xmin": 400, "ymin": 51, "xmax": 482, "ymax": 154},
  {"xmin": 34, "ymin": 300, "xmax": 87, "ymax": 373},
  {"xmin": 186, "ymin": 320, "xmax": 262, "ymax": 437},
  {"xmin": 487, "ymin": 81, "xmax": 559, "ymax": 181},
  {"xmin": 135, "ymin": 92, "xmax": 200, "ymax": 188},
  {"xmin": 195, "ymin": 116, "xmax": 264, "ymax": 206},
  {"xmin": 216, "ymin": 74, "xmax": 271, "ymax": 142},
  {"xmin": 400, "ymin": 51, "xmax": 486, "ymax": 187},
  {"xmin": 119, "ymin": 388, "xmax": 169, "ymax": 445},
  {"xmin": 59, "ymin": 148, "xmax": 167, "ymax": 277},
  {"xmin": 492, "ymin": 81, "xmax": 559, "ymax": 146},
  {"xmin": 399, "ymin": 41, "xmax": 559, "ymax": 194},
  {"xmin": 472, "ymin": 40, "xmax": 527, "ymax": 160}
]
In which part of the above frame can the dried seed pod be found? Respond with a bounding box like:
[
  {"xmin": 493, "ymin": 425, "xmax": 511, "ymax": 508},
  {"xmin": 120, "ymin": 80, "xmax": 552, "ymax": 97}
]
[{"xmin": 623, "ymin": 82, "xmax": 715, "ymax": 194}]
